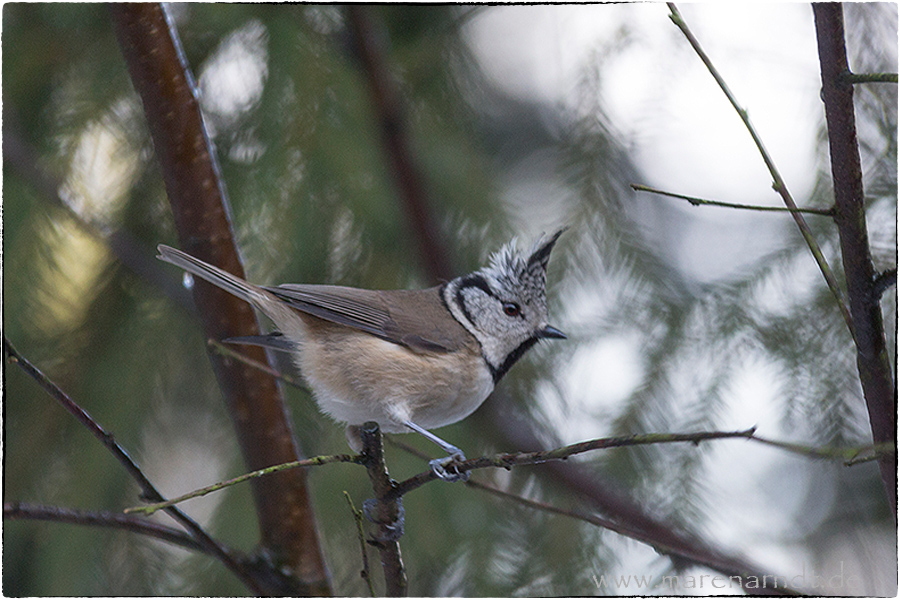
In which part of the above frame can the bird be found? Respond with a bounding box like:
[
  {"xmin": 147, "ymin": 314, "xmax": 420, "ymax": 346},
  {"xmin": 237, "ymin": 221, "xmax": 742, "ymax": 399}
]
[{"xmin": 157, "ymin": 230, "xmax": 566, "ymax": 480}]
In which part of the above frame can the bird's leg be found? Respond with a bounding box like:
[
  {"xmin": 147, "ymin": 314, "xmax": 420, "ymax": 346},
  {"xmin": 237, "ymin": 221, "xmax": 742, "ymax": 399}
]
[{"xmin": 403, "ymin": 420, "xmax": 469, "ymax": 482}]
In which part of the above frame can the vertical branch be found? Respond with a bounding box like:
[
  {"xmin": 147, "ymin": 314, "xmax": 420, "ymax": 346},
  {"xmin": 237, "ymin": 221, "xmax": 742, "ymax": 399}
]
[
  {"xmin": 813, "ymin": 3, "xmax": 897, "ymax": 515},
  {"xmin": 359, "ymin": 423, "xmax": 408, "ymax": 597},
  {"xmin": 109, "ymin": 4, "xmax": 332, "ymax": 594},
  {"xmin": 345, "ymin": 6, "xmax": 456, "ymax": 283}
]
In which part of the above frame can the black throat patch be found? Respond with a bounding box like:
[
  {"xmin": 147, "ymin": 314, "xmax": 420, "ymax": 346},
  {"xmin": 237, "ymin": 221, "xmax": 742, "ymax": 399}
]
[{"xmin": 487, "ymin": 335, "xmax": 540, "ymax": 384}]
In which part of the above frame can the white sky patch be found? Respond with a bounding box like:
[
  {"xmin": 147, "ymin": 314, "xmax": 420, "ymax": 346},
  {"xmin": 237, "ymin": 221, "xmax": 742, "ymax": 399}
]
[
  {"xmin": 199, "ymin": 19, "xmax": 269, "ymax": 127},
  {"xmin": 464, "ymin": 4, "xmax": 823, "ymax": 284}
]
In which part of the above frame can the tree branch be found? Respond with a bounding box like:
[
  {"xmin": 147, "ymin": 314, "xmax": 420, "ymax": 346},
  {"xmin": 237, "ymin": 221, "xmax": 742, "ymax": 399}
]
[
  {"xmin": 632, "ymin": 183, "xmax": 835, "ymax": 215},
  {"xmin": 126, "ymin": 453, "xmax": 361, "ymax": 516},
  {"xmin": 3, "ymin": 337, "xmax": 263, "ymax": 594},
  {"xmin": 463, "ymin": 480, "xmax": 801, "ymax": 594},
  {"xmin": 847, "ymin": 72, "xmax": 899, "ymax": 84},
  {"xmin": 813, "ymin": 2, "xmax": 897, "ymax": 516},
  {"xmin": 667, "ymin": 2, "xmax": 855, "ymax": 338},
  {"xmin": 344, "ymin": 492, "xmax": 377, "ymax": 597},
  {"xmin": 345, "ymin": 6, "xmax": 455, "ymax": 283},
  {"xmin": 5, "ymin": 502, "xmax": 210, "ymax": 555},
  {"xmin": 109, "ymin": 4, "xmax": 332, "ymax": 594},
  {"xmin": 359, "ymin": 422, "xmax": 408, "ymax": 597},
  {"xmin": 388, "ymin": 428, "xmax": 757, "ymax": 500}
]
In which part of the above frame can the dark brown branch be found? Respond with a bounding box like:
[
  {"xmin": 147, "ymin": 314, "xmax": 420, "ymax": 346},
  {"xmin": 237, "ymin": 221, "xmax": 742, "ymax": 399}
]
[
  {"xmin": 2, "ymin": 337, "xmax": 261, "ymax": 594},
  {"xmin": 813, "ymin": 3, "xmax": 897, "ymax": 516},
  {"xmin": 874, "ymin": 269, "xmax": 897, "ymax": 301},
  {"xmin": 345, "ymin": 6, "xmax": 455, "ymax": 283},
  {"xmin": 5, "ymin": 502, "xmax": 208, "ymax": 555},
  {"xmin": 359, "ymin": 423, "xmax": 408, "ymax": 597},
  {"xmin": 109, "ymin": 4, "xmax": 331, "ymax": 595},
  {"xmin": 464, "ymin": 481, "xmax": 801, "ymax": 595}
]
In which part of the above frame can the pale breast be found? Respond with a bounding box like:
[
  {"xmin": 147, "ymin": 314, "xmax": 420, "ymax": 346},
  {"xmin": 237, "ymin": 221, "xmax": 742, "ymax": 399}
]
[{"xmin": 295, "ymin": 316, "xmax": 493, "ymax": 433}]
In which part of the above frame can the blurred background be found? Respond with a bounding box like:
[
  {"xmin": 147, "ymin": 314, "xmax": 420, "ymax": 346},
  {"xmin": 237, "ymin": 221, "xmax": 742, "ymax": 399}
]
[{"xmin": 4, "ymin": 3, "xmax": 896, "ymax": 596}]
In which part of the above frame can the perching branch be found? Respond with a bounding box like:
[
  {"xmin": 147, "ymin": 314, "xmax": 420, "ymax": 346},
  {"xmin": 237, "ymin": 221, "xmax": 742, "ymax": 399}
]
[
  {"xmin": 109, "ymin": 4, "xmax": 331, "ymax": 594},
  {"xmin": 114, "ymin": 424, "xmax": 886, "ymax": 518},
  {"xmin": 2, "ymin": 337, "xmax": 263, "ymax": 595},
  {"xmin": 359, "ymin": 422, "xmax": 408, "ymax": 597},
  {"xmin": 387, "ymin": 428, "xmax": 757, "ymax": 501},
  {"xmin": 631, "ymin": 183, "xmax": 835, "ymax": 216},
  {"xmin": 813, "ymin": 3, "xmax": 897, "ymax": 516},
  {"xmin": 667, "ymin": 3, "xmax": 855, "ymax": 338}
]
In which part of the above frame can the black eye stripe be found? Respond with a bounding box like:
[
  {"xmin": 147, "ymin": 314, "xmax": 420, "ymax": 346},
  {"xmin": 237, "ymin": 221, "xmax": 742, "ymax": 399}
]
[
  {"xmin": 458, "ymin": 274, "xmax": 496, "ymax": 299},
  {"xmin": 454, "ymin": 274, "xmax": 493, "ymax": 325},
  {"xmin": 457, "ymin": 275, "xmax": 525, "ymax": 321}
]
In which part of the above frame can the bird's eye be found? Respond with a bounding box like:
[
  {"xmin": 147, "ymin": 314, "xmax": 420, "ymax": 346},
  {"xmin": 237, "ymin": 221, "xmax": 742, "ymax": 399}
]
[{"xmin": 502, "ymin": 302, "xmax": 521, "ymax": 317}]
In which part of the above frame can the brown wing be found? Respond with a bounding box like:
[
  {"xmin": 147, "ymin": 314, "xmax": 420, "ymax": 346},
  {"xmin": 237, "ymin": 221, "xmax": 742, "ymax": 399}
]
[{"xmin": 264, "ymin": 284, "xmax": 472, "ymax": 354}]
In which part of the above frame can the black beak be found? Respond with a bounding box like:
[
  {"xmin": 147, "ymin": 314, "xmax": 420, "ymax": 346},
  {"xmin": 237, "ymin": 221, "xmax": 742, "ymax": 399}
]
[{"xmin": 539, "ymin": 325, "xmax": 567, "ymax": 340}]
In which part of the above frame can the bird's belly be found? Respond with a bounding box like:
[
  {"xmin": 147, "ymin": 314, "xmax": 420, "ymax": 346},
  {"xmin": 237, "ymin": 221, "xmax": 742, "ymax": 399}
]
[{"xmin": 297, "ymin": 333, "xmax": 493, "ymax": 433}]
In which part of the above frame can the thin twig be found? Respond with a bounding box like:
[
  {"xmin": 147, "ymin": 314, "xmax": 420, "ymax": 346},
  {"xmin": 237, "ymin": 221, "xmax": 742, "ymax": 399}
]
[
  {"xmin": 126, "ymin": 453, "xmax": 360, "ymax": 516},
  {"xmin": 344, "ymin": 492, "xmax": 376, "ymax": 597},
  {"xmin": 345, "ymin": 6, "xmax": 455, "ymax": 283},
  {"xmin": 3, "ymin": 337, "xmax": 263, "ymax": 594},
  {"xmin": 873, "ymin": 269, "xmax": 897, "ymax": 301},
  {"xmin": 5, "ymin": 502, "xmax": 207, "ymax": 555},
  {"xmin": 847, "ymin": 72, "xmax": 898, "ymax": 84},
  {"xmin": 751, "ymin": 435, "xmax": 894, "ymax": 463},
  {"xmin": 632, "ymin": 183, "xmax": 835, "ymax": 215},
  {"xmin": 667, "ymin": 3, "xmax": 855, "ymax": 339},
  {"xmin": 207, "ymin": 339, "xmax": 309, "ymax": 391},
  {"xmin": 359, "ymin": 422, "xmax": 408, "ymax": 597}
]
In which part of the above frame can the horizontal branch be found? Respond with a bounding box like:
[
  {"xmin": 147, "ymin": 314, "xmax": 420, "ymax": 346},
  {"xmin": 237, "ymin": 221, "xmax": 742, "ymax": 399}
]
[
  {"xmin": 5, "ymin": 502, "xmax": 207, "ymax": 554},
  {"xmin": 847, "ymin": 72, "xmax": 898, "ymax": 84},
  {"xmin": 632, "ymin": 183, "xmax": 835, "ymax": 215},
  {"xmin": 387, "ymin": 428, "xmax": 757, "ymax": 501},
  {"xmin": 121, "ymin": 425, "xmax": 890, "ymax": 518},
  {"xmin": 751, "ymin": 435, "xmax": 894, "ymax": 464}
]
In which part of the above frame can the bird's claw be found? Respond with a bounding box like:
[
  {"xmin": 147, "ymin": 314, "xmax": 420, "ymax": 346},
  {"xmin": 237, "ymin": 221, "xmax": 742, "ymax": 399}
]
[{"xmin": 429, "ymin": 452, "xmax": 469, "ymax": 482}]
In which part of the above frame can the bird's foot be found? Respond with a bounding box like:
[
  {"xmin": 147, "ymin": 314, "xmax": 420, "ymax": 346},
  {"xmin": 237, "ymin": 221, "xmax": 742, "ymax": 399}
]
[{"xmin": 429, "ymin": 451, "xmax": 469, "ymax": 483}]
